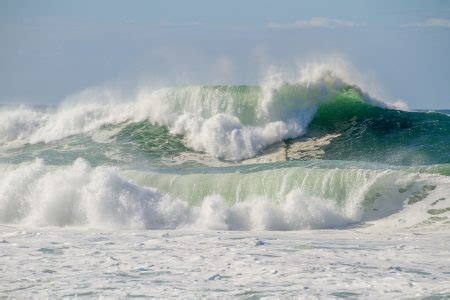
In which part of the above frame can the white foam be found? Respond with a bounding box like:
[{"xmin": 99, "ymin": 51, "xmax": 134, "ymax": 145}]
[
  {"xmin": 170, "ymin": 114, "xmax": 308, "ymax": 160},
  {"xmin": 0, "ymin": 105, "xmax": 48, "ymax": 144},
  {"xmin": 0, "ymin": 159, "xmax": 354, "ymax": 230},
  {"xmin": 192, "ymin": 191, "xmax": 351, "ymax": 230},
  {"xmin": 2, "ymin": 226, "xmax": 449, "ymax": 298},
  {"xmin": 0, "ymin": 159, "xmax": 187, "ymax": 228}
]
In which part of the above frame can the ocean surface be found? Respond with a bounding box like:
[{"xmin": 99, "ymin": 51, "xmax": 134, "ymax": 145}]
[{"xmin": 0, "ymin": 72, "xmax": 449, "ymax": 298}]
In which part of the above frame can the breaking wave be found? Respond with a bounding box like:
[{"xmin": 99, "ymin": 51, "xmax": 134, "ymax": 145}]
[
  {"xmin": 1, "ymin": 159, "xmax": 448, "ymax": 230},
  {"xmin": 0, "ymin": 68, "xmax": 397, "ymax": 161}
]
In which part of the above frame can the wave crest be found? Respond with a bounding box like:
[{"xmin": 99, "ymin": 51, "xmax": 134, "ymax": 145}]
[{"xmin": 0, "ymin": 68, "xmax": 390, "ymax": 161}]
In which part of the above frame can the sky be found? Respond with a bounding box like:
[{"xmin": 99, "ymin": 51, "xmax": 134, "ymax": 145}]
[{"xmin": 1, "ymin": 0, "xmax": 450, "ymax": 109}]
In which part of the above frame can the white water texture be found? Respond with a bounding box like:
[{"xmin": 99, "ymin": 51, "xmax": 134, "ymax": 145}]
[{"xmin": 0, "ymin": 159, "xmax": 448, "ymax": 231}]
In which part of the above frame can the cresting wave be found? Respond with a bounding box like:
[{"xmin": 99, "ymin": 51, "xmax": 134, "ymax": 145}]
[
  {"xmin": 0, "ymin": 65, "xmax": 400, "ymax": 161},
  {"xmin": 2, "ymin": 82, "xmax": 448, "ymax": 166},
  {"xmin": 1, "ymin": 159, "xmax": 448, "ymax": 230}
]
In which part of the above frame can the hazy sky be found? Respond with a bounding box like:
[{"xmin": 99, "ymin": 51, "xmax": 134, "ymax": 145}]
[{"xmin": 1, "ymin": 0, "xmax": 450, "ymax": 108}]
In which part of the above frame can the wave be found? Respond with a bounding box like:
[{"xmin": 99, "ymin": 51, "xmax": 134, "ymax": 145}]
[
  {"xmin": 0, "ymin": 71, "xmax": 388, "ymax": 160},
  {"xmin": 0, "ymin": 70, "xmax": 448, "ymax": 165},
  {"xmin": 1, "ymin": 159, "xmax": 448, "ymax": 230}
]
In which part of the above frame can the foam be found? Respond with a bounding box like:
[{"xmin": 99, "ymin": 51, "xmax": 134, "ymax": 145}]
[
  {"xmin": 192, "ymin": 191, "xmax": 351, "ymax": 230},
  {"xmin": 0, "ymin": 159, "xmax": 354, "ymax": 230},
  {"xmin": 0, "ymin": 105, "xmax": 48, "ymax": 144},
  {"xmin": 0, "ymin": 159, "xmax": 188, "ymax": 228}
]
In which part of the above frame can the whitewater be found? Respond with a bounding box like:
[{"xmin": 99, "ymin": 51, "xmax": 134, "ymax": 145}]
[{"xmin": 1, "ymin": 65, "xmax": 450, "ymax": 298}]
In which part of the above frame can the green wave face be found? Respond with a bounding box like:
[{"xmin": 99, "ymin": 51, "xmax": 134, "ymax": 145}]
[
  {"xmin": 122, "ymin": 160, "xmax": 449, "ymax": 225},
  {"xmin": 305, "ymin": 88, "xmax": 450, "ymax": 165},
  {"xmin": 113, "ymin": 121, "xmax": 190, "ymax": 159},
  {"xmin": 154, "ymin": 85, "xmax": 262, "ymax": 125}
]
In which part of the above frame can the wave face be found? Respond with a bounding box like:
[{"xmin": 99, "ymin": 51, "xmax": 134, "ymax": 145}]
[
  {"xmin": 304, "ymin": 89, "xmax": 450, "ymax": 165},
  {"xmin": 0, "ymin": 70, "xmax": 449, "ymax": 230}
]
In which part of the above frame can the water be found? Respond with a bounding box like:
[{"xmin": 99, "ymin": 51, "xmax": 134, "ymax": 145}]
[{"xmin": 1, "ymin": 69, "xmax": 449, "ymax": 297}]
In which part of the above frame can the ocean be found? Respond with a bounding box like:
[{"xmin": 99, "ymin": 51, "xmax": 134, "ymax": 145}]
[{"xmin": 0, "ymin": 72, "xmax": 449, "ymax": 298}]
